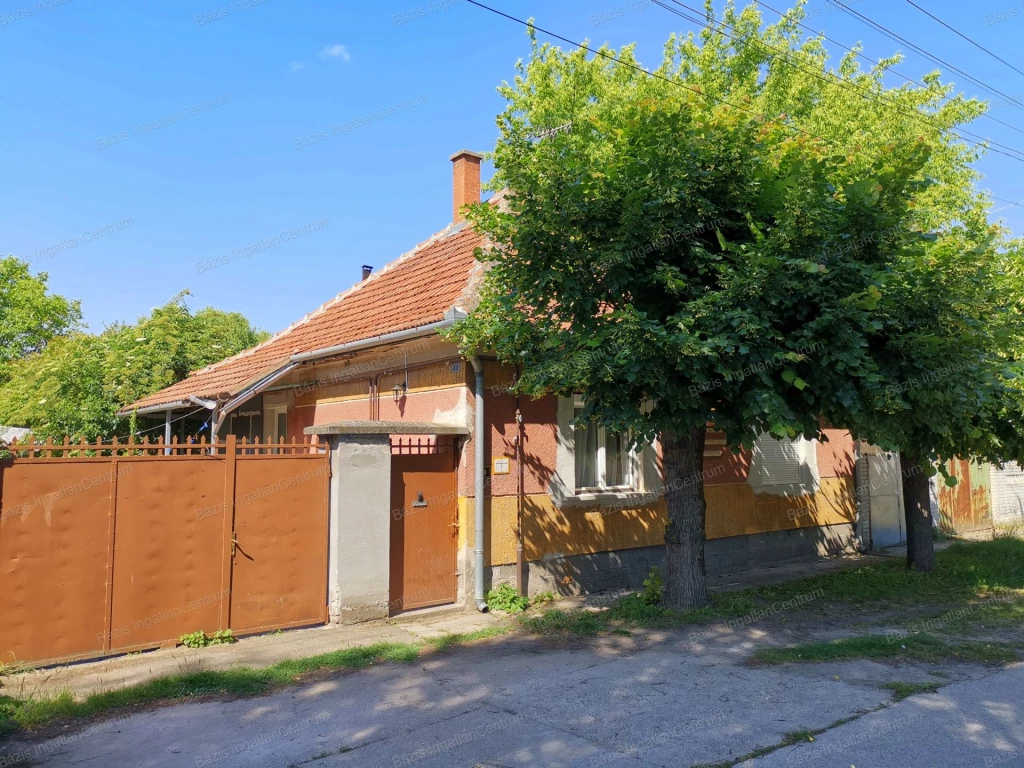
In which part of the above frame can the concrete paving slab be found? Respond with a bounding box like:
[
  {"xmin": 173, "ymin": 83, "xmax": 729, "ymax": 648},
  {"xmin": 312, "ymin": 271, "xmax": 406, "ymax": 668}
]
[
  {"xmin": 328, "ymin": 707, "xmax": 653, "ymax": 768},
  {"xmin": 0, "ymin": 611, "xmax": 506, "ymax": 702},
  {"xmin": 0, "ymin": 632, "xmax": 1015, "ymax": 768},
  {"xmin": 746, "ymin": 663, "xmax": 1024, "ymax": 768}
]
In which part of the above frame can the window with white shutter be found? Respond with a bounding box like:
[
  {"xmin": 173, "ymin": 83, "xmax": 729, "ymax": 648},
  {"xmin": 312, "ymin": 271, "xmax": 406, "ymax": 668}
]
[{"xmin": 751, "ymin": 434, "xmax": 819, "ymax": 491}]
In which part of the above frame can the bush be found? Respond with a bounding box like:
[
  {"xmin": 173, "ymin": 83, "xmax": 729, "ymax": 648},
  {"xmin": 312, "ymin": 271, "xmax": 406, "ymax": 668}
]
[
  {"xmin": 641, "ymin": 567, "xmax": 664, "ymax": 605},
  {"xmin": 179, "ymin": 629, "xmax": 236, "ymax": 649},
  {"xmin": 531, "ymin": 590, "xmax": 556, "ymax": 606},
  {"xmin": 608, "ymin": 594, "xmax": 669, "ymax": 623},
  {"xmin": 486, "ymin": 584, "xmax": 529, "ymax": 613}
]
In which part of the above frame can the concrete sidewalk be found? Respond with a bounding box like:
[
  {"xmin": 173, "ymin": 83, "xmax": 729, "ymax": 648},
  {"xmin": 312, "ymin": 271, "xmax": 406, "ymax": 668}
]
[
  {"xmin": 1, "ymin": 549, "xmax": 887, "ymax": 703},
  {"xmin": 747, "ymin": 664, "xmax": 1024, "ymax": 768},
  {"xmin": 0, "ymin": 626, "xmax": 1009, "ymax": 768},
  {"xmin": 0, "ymin": 609, "xmax": 505, "ymax": 702}
]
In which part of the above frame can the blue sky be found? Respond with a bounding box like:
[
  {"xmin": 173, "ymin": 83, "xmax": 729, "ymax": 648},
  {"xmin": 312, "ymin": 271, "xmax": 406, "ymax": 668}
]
[{"xmin": 2, "ymin": 0, "xmax": 1022, "ymax": 334}]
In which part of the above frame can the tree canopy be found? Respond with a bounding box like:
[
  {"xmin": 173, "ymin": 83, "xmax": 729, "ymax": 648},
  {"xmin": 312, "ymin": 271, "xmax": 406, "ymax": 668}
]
[
  {"xmin": 450, "ymin": 2, "xmax": 1024, "ymax": 606},
  {"xmin": 0, "ymin": 256, "xmax": 81, "ymax": 383},
  {"xmin": 0, "ymin": 288, "xmax": 269, "ymax": 440}
]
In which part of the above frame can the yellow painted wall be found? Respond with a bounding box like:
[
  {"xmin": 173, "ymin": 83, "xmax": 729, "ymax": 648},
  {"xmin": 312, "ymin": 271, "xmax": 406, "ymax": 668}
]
[{"xmin": 459, "ymin": 477, "xmax": 856, "ymax": 566}]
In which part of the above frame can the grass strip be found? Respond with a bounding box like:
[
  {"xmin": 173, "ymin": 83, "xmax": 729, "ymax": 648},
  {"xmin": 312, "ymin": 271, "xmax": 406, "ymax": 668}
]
[
  {"xmin": 693, "ymin": 721, "xmax": 855, "ymax": 767},
  {"xmin": 751, "ymin": 538, "xmax": 1024, "ymax": 607},
  {"xmin": 749, "ymin": 633, "xmax": 1019, "ymax": 666},
  {"xmin": 519, "ymin": 592, "xmax": 759, "ymax": 636},
  {"xmin": 522, "ymin": 540, "xmax": 1024, "ymax": 637},
  {"xmin": 878, "ymin": 681, "xmax": 941, "ymax": 701},
  {"xmin": 0, "ymin": 627, "xmax": 511, "ymax": 736}
]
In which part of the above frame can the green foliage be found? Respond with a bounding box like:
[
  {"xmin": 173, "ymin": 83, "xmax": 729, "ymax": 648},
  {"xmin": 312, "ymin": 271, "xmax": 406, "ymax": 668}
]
[
  {"xmin": 1, "ymin": 641, "xmax": 425, "ymax": 733},
  {"xmin": 641, "ymin": 567, "xmax": 664, "ymax": 605},
  {"xmin": 879, "ymin": 681, "xmax": 941, "ymax": 701},
  {"xmin": 448, "ymin": 3, "xmax": 1024, "ymax": 602},
  {"xmin": 0, "ymin": 290, "xmax": 269, "ymax": 440},
  {"xmin": 486, "ymin": 583, "xmax": 530, "ymax": 613},
  {"xmin": 753, "ymin": 537, "xmax": 1024, "ymax": 605},
  {"xmin": 0, "ymin": 628, "xmax": 514, "ymax": 735},
  {"xmin": 425, "ymin": 626, "xmax": 511, "ymax": 652},
  {"xmin": 179, "ymin": 629, "xmax": 236, "ymax": 649},
  {"xmin": 749, "ymin": 634, "xmax": 1018, "ymax": 665},
  {"xmin": 449, "ymin": 8, "xmax": 987, "ymax": 450},
  {"xmin": 519, "ymin": 608, "xmax": 608, "ymax": 636},
  {"xmin": 0, "ymin": 256, "xmax": 81, "ymax": 384},
  {"xmin": 531, "ymin": 590, "xmax": 556, "ymax": 605},
  {"xmin": 608, "ymin": 594, "xmax": 669, "ymax": 623}
]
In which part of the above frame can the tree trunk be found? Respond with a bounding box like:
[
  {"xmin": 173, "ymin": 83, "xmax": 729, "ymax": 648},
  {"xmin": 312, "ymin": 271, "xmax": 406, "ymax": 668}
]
[
  {"xmin": 900, "ymin": 453, "xmax": 935, "ymax": 572},
  {"xmin": 662, "ymin": 426, "xmax": 710, "ymax": 610}
]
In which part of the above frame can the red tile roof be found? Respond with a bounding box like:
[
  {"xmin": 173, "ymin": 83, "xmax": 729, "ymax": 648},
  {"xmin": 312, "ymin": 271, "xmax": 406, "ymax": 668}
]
[{"xmin": 124, "ymin": 223, "xmax": 484, "ymax": 412}]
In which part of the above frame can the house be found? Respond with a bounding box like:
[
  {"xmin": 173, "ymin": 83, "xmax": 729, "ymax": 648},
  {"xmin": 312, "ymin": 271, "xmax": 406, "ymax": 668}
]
[
  {"xmin": 124, "ymin": 150, "xmax": 872, "ymax": 623},
  {"xmin": 0, "ymin": 426, "xmax": 30, "ymax": 447},
  {"xmin": 990, "ymin": 462, "xmax": 1024, "ymax": 530}
]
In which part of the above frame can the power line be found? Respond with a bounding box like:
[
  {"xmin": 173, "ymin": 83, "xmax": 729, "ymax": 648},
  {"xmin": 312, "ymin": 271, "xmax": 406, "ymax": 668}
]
[
  {"xmin": 464, "ymin": 0, "xmax": 825, "ymax": 144},
  {"xmin": 991, "ymin": 195, "xmax": 1024, "ymax": 211},
  {"xmin": 825, "ymin": 0, "xmax": 1024, "ymax": 115},
  {"xmin": 655, "ymin": 0, "xmax": 1024, "ymax": 162},
  {"xmin": 750, "ymin": 0, "xmax": 1024, "ymax": 138},
  {"xmin": 464, "ymin": 1, "xmax": 1024, "ymax": 211},
  {"xmin": 125, "ymin": 406, "xmax": 209, "ymax": 441},
  {"xmin": 903, "ymin": 0, "xmax": 1024, "ymax": 80}
]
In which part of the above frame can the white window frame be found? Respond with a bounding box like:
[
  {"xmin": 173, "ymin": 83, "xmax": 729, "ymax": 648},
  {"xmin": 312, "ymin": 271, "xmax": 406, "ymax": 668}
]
[
  {"xmin": 571, "ymin": 395, "xmax": 639, "ymax": 494},
  {"xmin": 264, "ymin": 404, "xmax": 289, "ymax": 447}
]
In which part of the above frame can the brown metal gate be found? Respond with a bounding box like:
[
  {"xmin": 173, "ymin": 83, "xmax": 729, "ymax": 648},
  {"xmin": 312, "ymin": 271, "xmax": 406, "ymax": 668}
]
[
  {"xmin": 389, "ymin": 437, "xmax": 458, "ymax": 614},
  {"xmin": 0, "ymin": 434, "xmax": 329, "ymax": 666}
]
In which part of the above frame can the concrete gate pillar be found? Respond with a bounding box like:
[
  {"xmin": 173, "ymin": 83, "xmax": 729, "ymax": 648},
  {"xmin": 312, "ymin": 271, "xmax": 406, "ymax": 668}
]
[
  {"xmin": 308, "ymin": 421, "xmax": 471, "ymax": 624},
  {"xmin": 326, "ymin": 434, "xmax": 392, "ymax": 623}
]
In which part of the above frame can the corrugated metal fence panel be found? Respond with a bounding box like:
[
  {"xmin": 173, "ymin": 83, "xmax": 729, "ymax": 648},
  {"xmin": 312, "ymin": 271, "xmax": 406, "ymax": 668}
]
[
  {"xmin": 110, "ymin": 459, "xmax": 228, "ymax": 652},
  {"xmin": 991, "ymin": 462, "xmax": 1024, "ymax": 526},
  {"xmin": 229, "ymin": 455, "xmax": 330, "ymax": 634},
  {"xmin": 937, "ymin": 459, "xmax": 993, "ymax": 535},
  {"xmin": 0, "ymin": 462, "xmax": 112, "ymax": 664},
  {"xmin": 0, "ymin": 436, "xmax": 330, "ymax": 666}
]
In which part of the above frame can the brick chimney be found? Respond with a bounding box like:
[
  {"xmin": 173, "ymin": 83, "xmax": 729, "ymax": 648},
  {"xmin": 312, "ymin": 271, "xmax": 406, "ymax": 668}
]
[{"xmin": 450, "ymin": 149, "xmax": 484, "ymax": 224}]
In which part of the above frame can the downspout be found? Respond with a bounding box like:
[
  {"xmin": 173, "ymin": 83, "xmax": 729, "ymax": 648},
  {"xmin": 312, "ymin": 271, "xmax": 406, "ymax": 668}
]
[
  {"xmin": 471, "ymin": 356, "xmax": 488, "ymax": 612},
  {"xmin": 515, "ymin": 377, "xmax": 524, "ymax": 596}
]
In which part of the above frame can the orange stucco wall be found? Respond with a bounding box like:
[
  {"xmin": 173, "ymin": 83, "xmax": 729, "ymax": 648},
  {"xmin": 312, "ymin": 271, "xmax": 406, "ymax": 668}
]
[{"xmin": 279, "ymin": 356, "xmax": 858, "ymax": 565}]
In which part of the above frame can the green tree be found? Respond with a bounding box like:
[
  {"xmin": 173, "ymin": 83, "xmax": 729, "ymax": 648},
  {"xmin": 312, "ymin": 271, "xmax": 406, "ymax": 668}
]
[
  {"xmin": 0, "ymin": 256, "xmax": 81, "ymax": 383},
  {"xmin": 449, "ymin": 4, "xmax": 1023, "ymax": 607},
  {"xmin": 0, "ymin": 291, "xmax": 269, "ymax": 440},
  {"xmin": 820, "ymin": 228, "xmax": 1023, "ymax": 571}
]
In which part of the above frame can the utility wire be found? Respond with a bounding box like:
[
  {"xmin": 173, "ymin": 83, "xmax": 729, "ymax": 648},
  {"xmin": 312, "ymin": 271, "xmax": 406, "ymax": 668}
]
[
  {"xmin": 656, "ymin": 0, "xmax": 1024, "ymax": 162},
  {"xmin": 464, "ymin": 0, "xmax": 1024, "ymax": 212},
  {"xmin": 750, "ymin": 0, "xmax": 1024, "ymax": 138},
  {"xmin": 464, "ymin": 0, "xmax": 825, "ymax": 143},
  {"xmin": 126, "ymin": 406, "xmax": 209, "ymax": 441},
  {"xmin": 825, "ymin": 0, "xmax": 1024, "ymax": 114},
  {"xmin": 991, "ymin": 195, "xmax": 1024, "ymax": 211},
  {"xmin": 903, "ymin": 0, "xmax": 1024, "ymax": 80}
]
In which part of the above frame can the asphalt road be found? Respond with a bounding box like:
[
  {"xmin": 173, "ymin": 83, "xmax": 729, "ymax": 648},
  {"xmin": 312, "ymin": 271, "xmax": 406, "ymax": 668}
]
[{"xmin": 1, "ymin": 632, "xmax": 1019, "ymax": 768}]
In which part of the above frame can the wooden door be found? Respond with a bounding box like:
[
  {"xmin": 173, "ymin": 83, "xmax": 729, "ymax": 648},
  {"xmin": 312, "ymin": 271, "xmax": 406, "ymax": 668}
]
[{"xmin": 390, "ymin": 450, "xmax": 458, "ymax": 614}]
